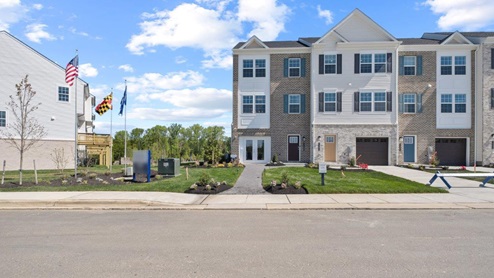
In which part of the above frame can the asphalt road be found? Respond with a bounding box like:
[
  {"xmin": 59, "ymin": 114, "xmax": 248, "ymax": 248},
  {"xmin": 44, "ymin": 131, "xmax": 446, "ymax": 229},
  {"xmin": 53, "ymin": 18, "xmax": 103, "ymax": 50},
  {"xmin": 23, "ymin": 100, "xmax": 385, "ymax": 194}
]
[{"xmin": 1, "ymin": 210, "xmax": 493, "ymax": 277}]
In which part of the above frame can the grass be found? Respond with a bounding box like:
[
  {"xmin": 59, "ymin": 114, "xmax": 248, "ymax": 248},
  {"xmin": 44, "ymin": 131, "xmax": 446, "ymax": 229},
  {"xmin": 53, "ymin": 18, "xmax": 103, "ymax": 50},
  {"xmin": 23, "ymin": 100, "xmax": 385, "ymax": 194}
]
[
  {"xmin": 0, "ymin": 166, "xmax": 244, "ymax": 192},
  {"xmin": 263, "ymin": 167, "xmax": 447, "ymax": 194}
]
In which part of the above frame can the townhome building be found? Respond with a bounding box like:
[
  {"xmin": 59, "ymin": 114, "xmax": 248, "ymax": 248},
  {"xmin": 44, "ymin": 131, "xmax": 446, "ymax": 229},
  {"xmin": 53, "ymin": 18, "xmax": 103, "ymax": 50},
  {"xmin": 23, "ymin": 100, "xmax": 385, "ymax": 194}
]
[
  {"xmin": 0, "ymin": 31, "xmax": 96, "ymax": 170},
  {"xmin": 231, "ymin": 9, "xmax": 494, "ymax": 167}
]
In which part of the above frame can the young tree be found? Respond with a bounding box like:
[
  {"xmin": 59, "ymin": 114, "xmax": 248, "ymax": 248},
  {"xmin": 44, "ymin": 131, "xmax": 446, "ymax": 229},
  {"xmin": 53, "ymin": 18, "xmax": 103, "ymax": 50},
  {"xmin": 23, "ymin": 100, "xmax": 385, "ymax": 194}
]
[{"xmin": 0, "ymin": 75, "xmax": 47, "ymax": 185}]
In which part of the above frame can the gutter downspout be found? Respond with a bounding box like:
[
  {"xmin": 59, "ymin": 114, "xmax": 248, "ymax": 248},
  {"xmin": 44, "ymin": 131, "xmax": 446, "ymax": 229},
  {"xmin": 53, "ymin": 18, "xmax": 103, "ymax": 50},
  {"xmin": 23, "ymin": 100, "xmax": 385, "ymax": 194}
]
[
  {"xmin": 395, "ymin": 47, "xmax": 400, "ymax": 166},
  {"xmin": 474, "ymin": 44, "xmax": 480, "ymax": 169}
]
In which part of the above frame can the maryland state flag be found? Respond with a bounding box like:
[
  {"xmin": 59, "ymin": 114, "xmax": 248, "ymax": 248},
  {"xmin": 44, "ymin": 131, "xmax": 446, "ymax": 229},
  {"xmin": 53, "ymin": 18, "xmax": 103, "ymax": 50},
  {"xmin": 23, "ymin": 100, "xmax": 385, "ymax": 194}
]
[{"xmin": 95, "ymin": 93, "xmax": 113, "ymax": 115}]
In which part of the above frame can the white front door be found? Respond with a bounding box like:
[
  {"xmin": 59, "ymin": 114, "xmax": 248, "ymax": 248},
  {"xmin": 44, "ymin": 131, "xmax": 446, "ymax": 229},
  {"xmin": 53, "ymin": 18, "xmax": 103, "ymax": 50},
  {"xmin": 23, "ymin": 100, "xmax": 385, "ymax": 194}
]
[{"xmin": 240, "ymin": 137, "xmax": 271, "ymax": 163}]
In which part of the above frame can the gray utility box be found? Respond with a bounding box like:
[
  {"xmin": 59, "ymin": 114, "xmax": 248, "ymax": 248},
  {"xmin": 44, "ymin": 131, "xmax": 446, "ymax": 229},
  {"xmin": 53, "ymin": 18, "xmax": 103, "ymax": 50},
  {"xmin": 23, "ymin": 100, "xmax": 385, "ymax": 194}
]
[{"xmin": 158, "ymin": 158, "xmax": 180, "ymax": 176}]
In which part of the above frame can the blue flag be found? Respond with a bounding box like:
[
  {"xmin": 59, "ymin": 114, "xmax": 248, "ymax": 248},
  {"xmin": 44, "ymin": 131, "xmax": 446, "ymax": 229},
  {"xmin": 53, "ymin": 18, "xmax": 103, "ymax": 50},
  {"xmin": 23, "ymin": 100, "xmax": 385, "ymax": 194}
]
[{"xmin": 118, "ymin": 86, "xmax": 127, "ymax": 116}]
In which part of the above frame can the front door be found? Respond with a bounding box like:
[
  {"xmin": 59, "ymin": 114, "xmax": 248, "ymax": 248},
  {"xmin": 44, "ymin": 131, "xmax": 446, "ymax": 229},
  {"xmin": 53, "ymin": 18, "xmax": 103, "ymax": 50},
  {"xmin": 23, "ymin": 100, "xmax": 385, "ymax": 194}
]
[
  {"xmin": 324, "ymin": 135, "xmax": 336, "ymax": 162},
  {"xmin": 288, "ymin": 136, "xmax": 299, "ymax": 161},
  {"xmin": 403, "ymin": 136, "xmax": 415, "ymax": 163},
  {"xmin": 245, "ymin": 139, "xmax": 265, "ymax": 162}
]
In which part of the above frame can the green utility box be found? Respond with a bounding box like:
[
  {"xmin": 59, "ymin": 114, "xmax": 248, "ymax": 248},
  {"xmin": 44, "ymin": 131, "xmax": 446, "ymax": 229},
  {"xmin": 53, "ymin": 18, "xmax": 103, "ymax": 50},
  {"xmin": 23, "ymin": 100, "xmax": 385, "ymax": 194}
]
[{"xmin": 157, "ymin": 158, "xmax": 180, "ymax": 176}]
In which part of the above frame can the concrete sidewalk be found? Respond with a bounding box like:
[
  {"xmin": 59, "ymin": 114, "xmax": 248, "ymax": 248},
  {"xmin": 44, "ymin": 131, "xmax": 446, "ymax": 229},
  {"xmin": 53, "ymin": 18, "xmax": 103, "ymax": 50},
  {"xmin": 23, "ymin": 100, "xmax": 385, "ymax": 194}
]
[{"xmin": 0, "ymin": 166, "xmax": 493, "ymax": 210}]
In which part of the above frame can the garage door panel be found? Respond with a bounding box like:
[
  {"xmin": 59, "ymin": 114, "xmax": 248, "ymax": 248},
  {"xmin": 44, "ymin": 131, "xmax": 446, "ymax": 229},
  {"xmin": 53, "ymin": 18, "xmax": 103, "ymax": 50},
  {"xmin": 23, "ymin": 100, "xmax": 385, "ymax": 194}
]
[
  {"xmin": 435, "ymin": 138, "xmax": 466, "ymax": 166},
  {"xmin": 356, "ymin": 138, "xmax": 388, "ymax": 165}
]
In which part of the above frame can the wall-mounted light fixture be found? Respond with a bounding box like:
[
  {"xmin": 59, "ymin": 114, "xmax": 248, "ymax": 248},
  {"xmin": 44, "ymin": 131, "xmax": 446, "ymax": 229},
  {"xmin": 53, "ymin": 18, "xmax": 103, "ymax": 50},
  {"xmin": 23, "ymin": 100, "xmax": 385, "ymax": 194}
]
[
  {"xmin": 317, "ymin": 136, "xmax": 321, "ymax": 141},
  {"xmin": 399, "ymin": 136, "xmax": 403, "ymax": 143},
  {"xmin": 302, "ymin": 136, "xmax": 306, "ymax": 142}
]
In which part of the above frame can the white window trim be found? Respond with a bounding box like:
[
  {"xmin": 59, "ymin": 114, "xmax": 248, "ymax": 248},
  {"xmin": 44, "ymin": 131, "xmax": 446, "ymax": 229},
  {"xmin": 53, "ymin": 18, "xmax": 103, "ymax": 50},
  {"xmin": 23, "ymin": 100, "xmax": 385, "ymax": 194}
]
[
  {"xmin": 240, "ymin": 93, "xmax": 267, "ymax": 115},
  {"xmin": 440, "ymin": 93, "xmax": 467, "ymax": 114},
  {"xmin": 360, "ymin": 52, "xmax": 387, "ymax": 74},
  {"xmin": 403, "ymin": 56, "xmax": 416, "ymax": 76},
  {"xmin": 440, "ymin": 55, "xmax": 467, "ymax": 75},
  {"xmin": 288, "ymin": 58, "xmax": 301, "ymax": 77},
  {"xmin": 403, "ymin": 93, "xmax": 417, "ymax": 114},
  {"xmin": 323, "ymin": 92, "xmax": 337, "ymax": 113},
  {"xmin": 241, "ymin": 95, "xmax": 253, "ymax": 114},
  {"xmin": 242, "ymin": 59, "xmax": 266, "ymax": 78},
  {"xmin": 359, "ymin": 91, "xmax": 388, "ymax": 114},
  {"xmin": 255, "ymin": 95, "xmax": 266, "ymax": 114},
  {"xmin": 288, "ymin": 94, "xmax": 301, "ymax": 114},
  {"xmin": 57, "ymin": 85, "xmax": 70, "ymax": 103},
  {"xmin": 324, "ymin": 54, "xmax": 337, "ymax": 75},
  {"xmin": 0, "ymin": 110, "xmax": 6, "ymax": 128}
]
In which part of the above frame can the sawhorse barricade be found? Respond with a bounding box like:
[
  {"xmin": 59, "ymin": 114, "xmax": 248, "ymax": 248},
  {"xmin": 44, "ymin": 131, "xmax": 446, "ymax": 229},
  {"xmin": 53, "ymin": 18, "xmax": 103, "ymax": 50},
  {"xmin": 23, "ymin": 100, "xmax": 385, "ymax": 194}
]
[{"xmin": 427, "ymin": 171, "xmax": 494, "ymax": 189}]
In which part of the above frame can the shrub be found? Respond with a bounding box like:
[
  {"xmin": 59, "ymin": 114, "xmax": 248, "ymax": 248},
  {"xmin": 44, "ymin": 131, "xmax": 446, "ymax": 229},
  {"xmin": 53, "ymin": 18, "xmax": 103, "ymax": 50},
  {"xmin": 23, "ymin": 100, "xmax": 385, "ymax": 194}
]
[
  {"xmin": 227, "ymin": 162, "xmax": 233, "ymax": 168},
  {"xmin": 349, "ymin": 157, "xmax": 356, "ymax": 167},
  {"xmin": 104, "ymin": 171, "xmax": 111, "ymax": 176},
  {"xmin": 205, "ymin": 184, "xmax": 212, "ymax": 191},
  {"xmin": 198, "ymin": 171, "xmax": 211, "ymax": 186},
  {"xmin": 272, "ymin": 153, "xmax": 278, "ymax": 163},
  {"xmin": 155, "ymin": 175, "xmax": 163, "ymax": 180},
  {"xmin": 280, "ymin": 171, "xmax": 289, "ymax": 185},
  {"xmin": 280, "ymin": 182, "xmax": 287, "ymax": 189},
  {"xmin": 429, "ymin": 151, "xmax": 440, "ymax": 167},
  {"xmin": 419, "ymin": 165, "xmax": 426, "ymax": 171},
  {"xmin": 88, "ymin": 173, "xmax": 97, "ymax": 179},
  {"xmin": 294, "ymin": 181, "xmax": 302, "ymax": 189},
  {"xmin": 190, "ymin": 183, "xmax": 198, "ymax": 190}
]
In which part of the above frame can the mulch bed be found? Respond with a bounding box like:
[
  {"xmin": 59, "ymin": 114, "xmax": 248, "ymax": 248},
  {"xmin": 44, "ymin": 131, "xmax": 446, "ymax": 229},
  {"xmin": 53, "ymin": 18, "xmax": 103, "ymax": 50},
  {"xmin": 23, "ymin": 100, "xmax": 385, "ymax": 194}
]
[
  {"xmin": 184, "ymin": 183, "xmax": 232, "ymax": 194},
  {"xmin": 265, "ymin": 185, "xmax": 307, "ymax": 194}
]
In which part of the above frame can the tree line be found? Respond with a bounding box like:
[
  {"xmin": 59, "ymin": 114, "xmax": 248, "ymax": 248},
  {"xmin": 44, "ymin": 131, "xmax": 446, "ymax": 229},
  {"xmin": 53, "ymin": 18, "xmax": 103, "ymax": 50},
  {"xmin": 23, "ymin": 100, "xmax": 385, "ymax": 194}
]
[{"xmin": 112, "ymin": 124, "xmax": 231, "ymax": 163}]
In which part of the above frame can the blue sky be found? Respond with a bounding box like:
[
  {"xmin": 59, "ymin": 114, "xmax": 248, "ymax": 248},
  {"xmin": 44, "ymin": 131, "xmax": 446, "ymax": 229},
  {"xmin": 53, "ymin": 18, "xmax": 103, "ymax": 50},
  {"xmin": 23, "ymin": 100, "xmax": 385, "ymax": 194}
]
[{"xmin": 2, "ymin": 0, "xmax": 494, "ymax": 136}]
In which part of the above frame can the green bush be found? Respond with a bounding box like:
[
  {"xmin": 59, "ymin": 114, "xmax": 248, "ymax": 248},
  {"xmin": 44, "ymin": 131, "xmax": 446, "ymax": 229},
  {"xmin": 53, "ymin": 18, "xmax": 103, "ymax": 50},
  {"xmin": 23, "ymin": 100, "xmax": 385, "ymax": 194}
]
[{"xmin": 281, "ymin": 170, "xmax": 289, "ymax": 185}]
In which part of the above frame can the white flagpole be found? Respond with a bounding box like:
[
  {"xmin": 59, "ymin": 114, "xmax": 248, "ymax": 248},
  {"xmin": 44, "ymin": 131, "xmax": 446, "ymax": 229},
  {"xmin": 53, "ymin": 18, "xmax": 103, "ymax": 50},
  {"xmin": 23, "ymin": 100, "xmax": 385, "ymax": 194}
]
[
  {"xmin": 74, "ymin": 50, "xmax": 78, "ymax": 179},
  {"xmin": 124, "ymin": 80, "xmax": 127, "ymax": 172},
  {"xmin": 110, "ymin": 90, "xmax": 113, "ymax": 174}
]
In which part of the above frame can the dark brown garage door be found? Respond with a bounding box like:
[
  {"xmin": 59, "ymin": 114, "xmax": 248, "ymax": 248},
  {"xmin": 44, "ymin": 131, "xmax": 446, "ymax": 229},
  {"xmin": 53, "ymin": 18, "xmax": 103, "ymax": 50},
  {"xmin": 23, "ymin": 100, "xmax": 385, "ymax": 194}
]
[
  {"xmin": 356, "ymin": 138, "xmax": 388, "ymax": 165},
  {"xmin": 435, "ymin": 138, "xmax": 466, "ymax": 166}
]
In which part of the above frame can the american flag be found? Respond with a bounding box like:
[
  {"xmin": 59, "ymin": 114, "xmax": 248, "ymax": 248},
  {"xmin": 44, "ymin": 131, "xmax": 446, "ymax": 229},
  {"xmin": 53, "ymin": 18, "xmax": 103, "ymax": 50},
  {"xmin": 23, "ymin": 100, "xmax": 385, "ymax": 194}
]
[{"xmin": 65, "ymin": 55, "xmax": 79, "ymax": 86}]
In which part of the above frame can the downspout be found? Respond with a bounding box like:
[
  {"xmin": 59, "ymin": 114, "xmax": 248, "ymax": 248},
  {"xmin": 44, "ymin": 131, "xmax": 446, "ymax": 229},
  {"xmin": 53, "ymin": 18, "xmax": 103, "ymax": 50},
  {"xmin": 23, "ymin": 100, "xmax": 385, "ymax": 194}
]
[
  {"xmin": 473, "ymin": 44, "xmax": 480, "ymax": 168},
  {"xmin": 395, "ymin": 46, "xmax": 400, "ymax": 166}
]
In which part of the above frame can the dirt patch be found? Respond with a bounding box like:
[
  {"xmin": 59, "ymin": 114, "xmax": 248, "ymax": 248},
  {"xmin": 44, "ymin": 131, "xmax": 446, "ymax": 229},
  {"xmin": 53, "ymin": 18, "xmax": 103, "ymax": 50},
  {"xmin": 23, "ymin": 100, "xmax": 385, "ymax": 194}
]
[{"xmin": 265, "ymin": 185, "xmax": 307, "ymax": 194}]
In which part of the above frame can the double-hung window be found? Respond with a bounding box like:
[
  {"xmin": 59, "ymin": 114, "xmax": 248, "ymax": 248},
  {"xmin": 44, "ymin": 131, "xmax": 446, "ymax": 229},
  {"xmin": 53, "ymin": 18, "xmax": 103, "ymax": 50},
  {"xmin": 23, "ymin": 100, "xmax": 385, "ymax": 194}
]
[
  {"xmin": 403, "ymin": 56, "xmax": 416, "ymax": 75},
  {"xmin": 255, "ymin": 96, "xmax": 266, "ymax": 113},
  {"xmin": 58, "ymin": 86, "xmax": 69, "ymax": 102},
  {"xmin": 441, "ymin": 56, "xmax": 466, "ymax": 75},
  {"xmin": 360, "ymin": 53, "xmax": 388, "ymax": 73},
  {"xmin": 374, "ymin": 54, "xmax": 387, "ymax": 73},
  {"xmin": 374, "ymin": 92, "xmax": 386, "ymax": 111},
  {"xmin": 288, "ymin": 94, "xmax": 301, "ymax": 114},
  {"xmin": 360, "ymin": 92, "xmax": 372, "ymax": 112},
  {"xmin": 243, "ymin": 59, "xmax": 266, "ymax": 78},
  {"xmin": 288, "ymin": 58, "xmax": 300, "ymax": 77},
  {"xmin": 0, "ymin": 111, "xmax": 6, "ymax": 127},
  {"xmin": 324, "ymin": 55, "xmax": 337, "ymax": 74},
  {"xmin": 403, "ymin": 94, "xmax": 416, "ymax": 113},
  {"xmin": 242, "ymin": 96, "xmax": 253, "ymax": 113},
  {"xmin": 358, "ymin": 91, "xmax": 389, "ymax": 112},
  {"xmin": 324, "ymin": 92, "xmax": 336, "ymax": 112},
  {"xmin": 360, "ymin": 54, "xmax": 372, "ymax": 73},
  {"xmin": 441, "ymin": 93, "xmax": 467, "ymax": 113}
]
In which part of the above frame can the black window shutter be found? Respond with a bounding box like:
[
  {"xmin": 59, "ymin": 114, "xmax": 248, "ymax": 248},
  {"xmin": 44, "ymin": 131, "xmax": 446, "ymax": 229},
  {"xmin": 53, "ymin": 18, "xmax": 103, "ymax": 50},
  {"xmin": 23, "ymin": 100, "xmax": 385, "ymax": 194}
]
[
  {"xmin": 354, "ymin": 54, "xmax": 360, "ymax": 74},
  {"xmin": 301, "ymin": 94, "xmax": 306, "ymax": 113},
  {"xmin": 283, "ymin": 58, "xmax": 288, "ymax": 77},
  {"xmin": 387, "ymin": 53, "xmax": 392, "ymax": 73},
  {"xmin": 491, "ymin": 49, "xmax": 494, "ymax": 69},
  {"xmin": 337, "ymin": 92, "xmax": 342, "ymax": 112},
  {"xmin": 337, "ymin": 54, "xmax": 342, "ymax": 74},
  {"xmin": 319, "ymin": 55, "xmax": 324, "ymax": 74},
  {"xmin": 398, "ymin": 56, "xmax": 404, "ymax": 75},
  {"xmin": 398, "ymin": 94, "xmax": 404, "ymax": 113},
  {"xmin": 491, "ymin": 88, "xmax": 494, "ymax": 109},
  {"xmin": 417, "ymin": 56, "xmax": 423, "ymax": 75},
  {"xmin": 354, "ymin": 92, "xmax": 360, "ymax": 112},
  {"xmin": 386, "ymin": 91, "xmax": 392, "ymax": 112},
  {"xmin": 318, "ymin": 92, "xmax": 324, "ymax": 112},
  {"xmin": 301, "ymin": 58, "xmax": 306, "ymax": 77}
]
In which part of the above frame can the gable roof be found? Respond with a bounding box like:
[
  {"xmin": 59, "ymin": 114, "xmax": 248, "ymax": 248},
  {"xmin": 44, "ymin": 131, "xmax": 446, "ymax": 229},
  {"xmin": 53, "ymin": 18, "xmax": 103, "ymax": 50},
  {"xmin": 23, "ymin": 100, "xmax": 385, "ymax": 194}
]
[
  {"xmin": 0, "ymin": 30, "xmax": 88, "ymax": 85},
  {"xmin": 315, "ymin": 8, "xmax": 397, "ymax": 44}
]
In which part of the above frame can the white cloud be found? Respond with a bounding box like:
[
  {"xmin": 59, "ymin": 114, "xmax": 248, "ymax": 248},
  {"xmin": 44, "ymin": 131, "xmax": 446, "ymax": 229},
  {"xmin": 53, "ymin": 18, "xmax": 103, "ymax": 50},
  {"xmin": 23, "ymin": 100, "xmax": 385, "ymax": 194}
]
[
  {"xmin": 128, "ymin": 107, "xmax": 228, "ymax": 122},
  {"xmin": 79, "ymin": 63, "xmax": 99, "ymax": 77},
  {"xmin": 424, "ymin": 0, "xmax": 494, "ymax": 30},
  {"xmin": 125, "ymin": 70, "xmax": 205, "ymax": 95},
  {"xmin": 127, "ymin": 0, "xmax": 289, "ymax": 69},
  {"xmin": 32, "ymin": 3, "xmax": 42, "ymax": 10},
  {"xmin": 25, "ymin": 23, "xmax": 56, "ymax": 43},
  {"xmin": 0, "ymin": 0, "xmax": 27, "ymax": 30},
  {"xmin": 89, "ymin": 84, "xmax": 110, "ymax": 99},
  {"xmin": 175, "ymin": 56, "xmax": 187, "ymax": 64},
  {"xmin": 137, "ymin": 87, "xmax": 232, "ymax": 110},
  {"xmin": 317, "ymin": 5, "xmax": 333, "ymax": 25},
  {"xmin": 238, "ymin": 0, "xmax": 290, "ymax": 40},
  {"xmin": 118, "ymin": 64, "xmax": 134, "ymax": 72}
]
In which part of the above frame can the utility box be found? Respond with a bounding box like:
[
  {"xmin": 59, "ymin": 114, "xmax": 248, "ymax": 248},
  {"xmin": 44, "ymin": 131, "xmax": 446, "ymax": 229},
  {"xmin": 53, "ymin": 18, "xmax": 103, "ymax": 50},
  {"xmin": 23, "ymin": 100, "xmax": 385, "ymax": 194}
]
[{"xmin": 158, "ymin": 158, "xmax": 180, "ymax": 176}]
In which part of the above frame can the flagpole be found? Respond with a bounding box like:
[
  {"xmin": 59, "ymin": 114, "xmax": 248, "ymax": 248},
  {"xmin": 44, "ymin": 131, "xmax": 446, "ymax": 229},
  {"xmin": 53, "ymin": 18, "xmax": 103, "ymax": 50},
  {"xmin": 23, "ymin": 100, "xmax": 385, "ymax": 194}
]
[
  {"xmin": 74, "ymin": 50, "xmax": 78, "ymax": 179},
  {"xmin": 110, "ymin": 90, "xmax": 113, "ymax": 174},
  {"xmin": 124, "ymin": 80, "xmax": 127, "ymax": 172}
]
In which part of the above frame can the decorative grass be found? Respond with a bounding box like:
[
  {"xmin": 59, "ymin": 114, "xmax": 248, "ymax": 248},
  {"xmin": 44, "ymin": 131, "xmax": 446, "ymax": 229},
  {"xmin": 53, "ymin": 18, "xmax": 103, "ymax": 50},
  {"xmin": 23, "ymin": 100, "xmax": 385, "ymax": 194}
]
[{"xmin": 263, "ymin": 167, "xmax": 447, "ymax": 194}]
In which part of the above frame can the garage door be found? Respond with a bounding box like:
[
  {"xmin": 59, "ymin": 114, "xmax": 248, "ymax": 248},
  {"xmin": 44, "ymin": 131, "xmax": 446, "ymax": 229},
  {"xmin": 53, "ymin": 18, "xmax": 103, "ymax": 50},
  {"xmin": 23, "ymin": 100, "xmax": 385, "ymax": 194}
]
[
  {"xmin": 435, "ymin": 138, "xmax": 466, "ymax": 166},
  {"xmin": 356, "ymin": 138, "xmax": 388, "ymax": 165}
]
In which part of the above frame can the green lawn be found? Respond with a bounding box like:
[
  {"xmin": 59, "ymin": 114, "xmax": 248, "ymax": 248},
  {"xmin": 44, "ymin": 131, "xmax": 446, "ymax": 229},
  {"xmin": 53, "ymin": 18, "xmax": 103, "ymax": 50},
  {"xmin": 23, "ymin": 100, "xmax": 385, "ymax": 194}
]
[
  {"xmin": 263, "ymin": 167, "xmax": 447, "ymax": 194},
  {"xmin": 0, "ymin": 166, "xmax": 244, "ymax": 193}
]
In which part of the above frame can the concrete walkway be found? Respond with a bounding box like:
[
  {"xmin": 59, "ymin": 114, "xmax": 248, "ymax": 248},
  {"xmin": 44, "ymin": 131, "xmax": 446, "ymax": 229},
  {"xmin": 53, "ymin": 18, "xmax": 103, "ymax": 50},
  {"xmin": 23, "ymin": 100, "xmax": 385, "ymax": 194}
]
[
  {"xmin": 219, "ymin": 164, "xmax": 268, "ymax": 194},
  {"xmin": 0, "ymin": 166, "xmax": 493, "ymax": 210}
]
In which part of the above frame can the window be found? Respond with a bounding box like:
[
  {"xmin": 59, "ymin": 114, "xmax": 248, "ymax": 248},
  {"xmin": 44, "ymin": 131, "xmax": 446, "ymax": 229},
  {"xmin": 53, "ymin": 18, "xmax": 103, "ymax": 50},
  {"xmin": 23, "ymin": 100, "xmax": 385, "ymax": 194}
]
[
  {"xmin": 242, "ymin": 95, "xmax": 265, "ymax": 114},
  {"xmin": 441, "ymin": 56, "xmax": 466, "ymax": 75},
  {"xmin": 324, "ymin": 55, "xmax": 337, "ymax": 74},
  {"xmin": 455, "ymin": 94, "xmax": 466, "ymax": 113},
  {"xmin": 288, "ymin": 58, "xmax": 300, "ymax": 77},
  {"xmin": 242, "ymin": 59, "xmax": 266, "ymax": 78},
  {"xmin": 360, "ymin": 92, "xmax": 372, "ymax": 112},
  {"xmin": 288, "ymin": 94, "xmax": 301, "ymax": 114},
  {"xmin": 0, "ymin": 111, "xmax": 5, "ymax": 127},
  {"xmin": 441, "ymin": 93, "xmax": 467, "ymax": 113},
  {"xmin": 403, "ymin": 94, "xmax": 416, "ymax": 113},
  {"xmin": 360, "ymin": 54, "xmax": 372, "ymax": 73},
  {"xmin": 441, "ymin": 94, "xmax": 452, "ymax": 113},
  {"xmin": 455, "ymin": 56, "xmax": 466, "ymax": 75},
  {"xmin": 374, "ymin": 54, "xmax": 386, "ymax": 73},
  {"xmin": 374, "ymin": 92, "xmax": 386, "ymax": 112},
  {"xmin": 255, "ymin": 96, "xmax": 266, "ymax": 113},
  {"xmin": 58, "ymin": 86, "xmax": 69, "ymax": 102},
  {"xmin": 242, "ymin": 96, "xmax": 253, "ymax": 113},
  {"xmin": 403, "ymin": 56, "xmax": 416, "ymax": 75},
  {"xmin": 324, "ymin": 92, "xmax": 336, "ymax": 112}
]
